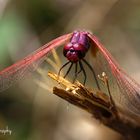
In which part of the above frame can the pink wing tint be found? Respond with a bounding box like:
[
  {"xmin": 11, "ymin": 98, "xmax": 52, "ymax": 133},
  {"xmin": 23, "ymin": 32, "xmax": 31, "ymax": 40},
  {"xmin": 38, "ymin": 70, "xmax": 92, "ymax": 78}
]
[
  {"xmin": 88, "ymin": 33, "xmax": 140, "ymax": 118},
  {"xmin": 0, "ymin": 33, "xmax": 72, "ymax": 92}
]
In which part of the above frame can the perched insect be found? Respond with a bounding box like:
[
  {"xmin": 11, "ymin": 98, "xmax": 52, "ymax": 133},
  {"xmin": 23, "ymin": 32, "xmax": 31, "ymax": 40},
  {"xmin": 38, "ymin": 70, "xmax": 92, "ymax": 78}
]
[
  {"xmin": 58, "ymin": 31, "xmax": 100, "ymax": 89},
  {"xmin": 0, "ymin": 31, "xmax": 140, "ymax": 119}
]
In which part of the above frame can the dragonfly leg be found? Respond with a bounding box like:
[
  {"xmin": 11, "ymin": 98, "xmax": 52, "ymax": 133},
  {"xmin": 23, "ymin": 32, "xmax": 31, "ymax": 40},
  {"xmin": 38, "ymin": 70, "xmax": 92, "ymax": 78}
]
[
  {"xmin": 79, "ymin": 61, "xmax": 87, "ymax": 85},
  {"xmin": 58, "ymin": 61, "xmax": 71, "ymax": 77},
  {"xmin": 64, "ymin": 62, "xmax": 73, "ymax": 78},
  {"xmin": 73, "ymin": 63, "xmax": 83, "ymax": 83},
  {"xmin": 82, "ymin": 58, "xmax": 100, "ymax": 90},
  {"xmin": 72, "ymin": 63, "xmax": 78, "ymax": 83}
]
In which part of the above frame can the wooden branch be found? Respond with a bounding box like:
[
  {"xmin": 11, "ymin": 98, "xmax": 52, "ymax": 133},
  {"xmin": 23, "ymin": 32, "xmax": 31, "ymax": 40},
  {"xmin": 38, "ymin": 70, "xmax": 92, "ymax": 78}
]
[{"xmin": 48, "ymin": 71, "xmax": 140, "ymax": 140}]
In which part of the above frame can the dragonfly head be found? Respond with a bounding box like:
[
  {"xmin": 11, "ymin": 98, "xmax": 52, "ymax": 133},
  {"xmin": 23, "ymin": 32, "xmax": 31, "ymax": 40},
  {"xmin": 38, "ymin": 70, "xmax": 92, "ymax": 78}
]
[{"xmin": 63, "ymin": 43, "xmax": 87, "ymax": 62}]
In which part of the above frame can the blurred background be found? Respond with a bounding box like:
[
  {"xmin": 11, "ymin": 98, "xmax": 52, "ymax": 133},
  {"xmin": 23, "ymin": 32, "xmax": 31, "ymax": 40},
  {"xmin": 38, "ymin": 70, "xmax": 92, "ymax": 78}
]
[{"xmin": 0, "ymin": 0, "xmax": 140, "ymax": 140}]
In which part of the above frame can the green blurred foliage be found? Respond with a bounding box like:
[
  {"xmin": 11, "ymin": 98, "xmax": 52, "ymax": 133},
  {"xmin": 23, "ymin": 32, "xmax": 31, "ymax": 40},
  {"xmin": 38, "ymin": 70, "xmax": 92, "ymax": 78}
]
[{"xmin": 0, "ymin": 10, "xmax": 26, "ymax": 67}]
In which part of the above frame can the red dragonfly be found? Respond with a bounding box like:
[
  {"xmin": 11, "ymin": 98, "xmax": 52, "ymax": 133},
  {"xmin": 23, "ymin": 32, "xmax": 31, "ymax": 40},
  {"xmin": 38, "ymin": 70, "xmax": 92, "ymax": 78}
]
[{"xmin": 0, "ymin": 31, "xmax": 140, "ymax": 120}]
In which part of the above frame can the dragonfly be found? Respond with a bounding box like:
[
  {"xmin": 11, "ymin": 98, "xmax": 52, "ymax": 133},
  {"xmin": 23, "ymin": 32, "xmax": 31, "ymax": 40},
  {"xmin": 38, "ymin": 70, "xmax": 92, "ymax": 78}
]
[{"xmin": 0, "ymin": 30, "xmax": 140, "ymax": 119}]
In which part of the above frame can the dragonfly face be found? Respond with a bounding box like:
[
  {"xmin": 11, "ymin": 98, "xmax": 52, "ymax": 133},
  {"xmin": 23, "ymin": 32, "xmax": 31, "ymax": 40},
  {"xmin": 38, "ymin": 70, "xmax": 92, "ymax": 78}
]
[{"xmin": 63, "ymin": 31, "xmax": 90, "ymax": 62}]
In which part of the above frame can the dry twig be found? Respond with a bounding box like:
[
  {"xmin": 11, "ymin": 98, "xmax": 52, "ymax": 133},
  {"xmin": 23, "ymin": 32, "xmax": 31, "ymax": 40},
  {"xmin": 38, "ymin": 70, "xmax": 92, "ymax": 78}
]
[{"xmin": 48, "ymin": 71, "xmax": 140, "ymax": 140}]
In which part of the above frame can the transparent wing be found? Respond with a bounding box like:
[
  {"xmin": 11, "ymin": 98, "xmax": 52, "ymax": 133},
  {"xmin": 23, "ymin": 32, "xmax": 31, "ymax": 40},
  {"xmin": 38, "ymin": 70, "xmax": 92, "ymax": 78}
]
[
  {"xmin": 87, "ymin": 33, "xmax": 140, "ymax": 118},
  {"xmin": 0, "ymin": 33, "xmax": 72, "ymax": 92}
]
